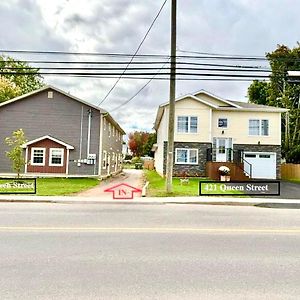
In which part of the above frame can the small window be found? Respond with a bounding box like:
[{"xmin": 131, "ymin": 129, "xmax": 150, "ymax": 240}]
[
  {"xmin": 31, "ymin": 148, "xmax": 46, "ymax": 166},
  {"xmin": 108, "ymin": 123, "xmax": 111, "ymax": 137},
  {"xmin": 245, "ymin": 154, "xmax": 256, "ymax": 158},
  {"xmin": 103, "ymin": 118, "xmax": 106, "ymax": 131},
  {"xmin": 259, "ymin": 154, "xmax": 271, "ymax": 158},
  {"xmin": 249, "ymin": 119, "xmax": 260, "ymax": 135},
  {"xmin": 49, "ymin": 148, "xmax": 64, "ymax": 166},
  {"xmin": 218, "ymin": 118, "xmax": 228, "ymax": 128},
  {"xmin": 261, "ymin": 120, "xmax": 269, "ymax": 136}
]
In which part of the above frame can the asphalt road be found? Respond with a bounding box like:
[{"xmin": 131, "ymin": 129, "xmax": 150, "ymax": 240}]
[{"xmin": 0, "ymin": 203, "xmax": 300, "ymax": 300}]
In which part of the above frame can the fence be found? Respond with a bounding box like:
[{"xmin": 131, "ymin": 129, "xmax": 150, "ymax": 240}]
[{"xmin": 281, "ymin": 163, "xmax": 300, "ymax": 179}]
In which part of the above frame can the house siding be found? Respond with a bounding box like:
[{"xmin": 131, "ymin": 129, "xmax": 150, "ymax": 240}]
[
  {"xmin": 163, "ymin": 141, "xmax": 211, "ymax": 176},
  {"xmin": 100, "ymin": 117, "xmax": 123, "ymax": 177},
  {"xmin": 0, "ymin": 88, "xmax": 100, "ymax": 175}
]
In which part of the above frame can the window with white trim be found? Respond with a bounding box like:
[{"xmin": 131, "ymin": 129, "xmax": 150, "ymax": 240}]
[
  {"xmin": 31, "ymin": 148, "xmax": 46, "ymax": 166},
  {"xmin": 103, "ymin": 151, "xmax": 107, "ymax": 169},
  {"xmin": 249, "ymin": 119, "xmax": 269, "ymax": 136},
  {"xmin": 175, "ymin": 148, "xmax": 198, "ymax": 164},
  {"xmin": 108, "ymin": 123, "xmax": 111, "ymax": 137},
  {"xmin": 49, "ymin": 148, "xmax": 64, "ymax": 166},
  {"xmin": 177, "ymin": 116, "xmax": 198, "ymax": 133}
]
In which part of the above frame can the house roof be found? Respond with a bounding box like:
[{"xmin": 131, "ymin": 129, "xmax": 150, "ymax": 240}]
[
  {"xmin": 153, "ymin": 90, "xmax": 288, "ymax": 130},
  {"xmin": 0, "ymin": 85, "xmax": 126, "ymax": 135},
  {"xmin": 21, "ymin": 135, "xmax": 75, "ymax": 149}
]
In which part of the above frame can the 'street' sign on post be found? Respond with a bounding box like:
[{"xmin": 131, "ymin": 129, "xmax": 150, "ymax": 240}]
[{"xmin": 0, "ymin": 178, "xmax": 36, "ymax": 194}]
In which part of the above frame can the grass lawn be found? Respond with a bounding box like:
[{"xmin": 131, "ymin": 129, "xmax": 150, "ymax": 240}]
[
  {"xmin": 144, "ymin": 170, "xmax": 245, "ymax": 197},
  {"xmin": 36, "ymin": 178, "xmax": 99, "ymax": 196},
  {"xmin": 144, "ymin": 170, "xmax": 207, "ymax": 197},
  {"xmin": 285, "ymin": 179, "xmax": 300, "ymax": 184}
]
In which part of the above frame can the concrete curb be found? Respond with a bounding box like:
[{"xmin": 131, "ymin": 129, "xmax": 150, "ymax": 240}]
[{"xmin": 0, "ymin": 195, "xmax": 300, "ymax": 207}]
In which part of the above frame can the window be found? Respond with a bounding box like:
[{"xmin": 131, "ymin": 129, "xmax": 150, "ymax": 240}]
[
  {"xmin": 108, "ymin": 123, "xmax": 111, "ymax": 137},
  {"xmin": 49, "ymin": 148, "xmax": 64, "ymax": 166},
  {"xmin": 177, "ymin": 116, "xmax": 198, "ymax": 133},
  {"xmin": 218, "ymin": 118, "xmax": 228, "ymax": 128},
  {"xmin": 175, "ymin": 148, "xmax": 198, "ymax": 164},
  {"xmin": 112, "ymin": 126, "xmax": 115, "ymax": 136},
  {"xmin": 103, "ymin": 151, "xmax": 107, "ymax": 169},
  {"xmin": 103, "ymin": 118, "xmax": 106, "ymax": 131},
  {"xmin": 261, "ymin": 119, "xmax": 269, "ymax": 136},
  {"xmin": 31, "ymin": 148, "xmax": 45, "ymax": 166},
  {"xmin": 249, "ymin": 119, "xmax": 269, "ymax": 136}
]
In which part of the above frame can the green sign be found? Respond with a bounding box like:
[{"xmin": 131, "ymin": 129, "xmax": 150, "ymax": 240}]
[{"xmin": 0, "ymin": 178, "xmax": 36, "ymax": 194}]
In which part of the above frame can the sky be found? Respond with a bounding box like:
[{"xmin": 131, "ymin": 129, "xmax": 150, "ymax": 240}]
[{"xmin": 1, "ymin": 0, "xmax": 300, "ymax": 134}]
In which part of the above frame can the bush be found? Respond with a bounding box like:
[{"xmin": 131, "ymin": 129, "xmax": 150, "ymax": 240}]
[{"xmin": 131, "ymin": 157, "xmax": 143, "ymax": 164}]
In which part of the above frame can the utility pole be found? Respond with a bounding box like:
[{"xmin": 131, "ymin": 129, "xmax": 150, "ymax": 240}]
[{"xmin": 166, "ymin": 0, "xmax": 177, "ymax": 193}]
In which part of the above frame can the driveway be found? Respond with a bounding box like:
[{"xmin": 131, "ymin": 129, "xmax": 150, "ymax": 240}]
[
  {"xmin": 252, "ymin": 180, "xmax": 300, "ymax": 199},
  {"xmin": 77, "ymin": 169, "xmax": 145, "ymax": 198}
]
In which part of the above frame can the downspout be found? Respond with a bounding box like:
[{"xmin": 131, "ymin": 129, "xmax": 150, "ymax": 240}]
[
  {"xmin": 87, "ymin": 109, "xmax": 92, "ymax": 156},
  {"xmin": 79, "ymin": 106, "xmax": 83, "ymax": 162},
  {"xmin": 98, "ymin": 113, "xmax": 104, "ymax": 176}
]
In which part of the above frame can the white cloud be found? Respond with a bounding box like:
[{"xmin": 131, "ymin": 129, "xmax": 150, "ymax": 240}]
[{"xmin": 1, "ymin": 0, "xmax": 300, "ymax": 132}]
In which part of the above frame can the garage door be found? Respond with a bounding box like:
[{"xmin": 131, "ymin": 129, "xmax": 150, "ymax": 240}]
[{"xmin": 243, "ymin": 152, "xmax": 276, "ymax": 179}]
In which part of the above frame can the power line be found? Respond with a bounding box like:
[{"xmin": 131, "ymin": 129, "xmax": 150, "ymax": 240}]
[
  {"xmin": 97, "ymin": 0, "xmax": 168, "ymax": 106},
  {"xmin": 109, "ymin": 60, "xmax": 170, "ymax": 113}
]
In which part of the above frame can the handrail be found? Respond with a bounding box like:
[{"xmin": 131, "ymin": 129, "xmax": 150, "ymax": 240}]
[{"xmin": 241, "ymin": 157, "xmax": 252, "ymax": 178}]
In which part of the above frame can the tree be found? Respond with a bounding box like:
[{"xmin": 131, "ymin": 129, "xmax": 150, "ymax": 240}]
[
  {"xmin": 0, "ymin": 76, "xmax": 21, "ymax": 102},
  {"xmin": 247, "ymin": 80, "xmax": 270, "ymax": 105},
  {"xmin": 128, "ymin": 131, "xmax": 156, "ymax": 157},
  {"xmin": 143, "ymin": 132, "xmax": 157, "ymax": 157},
  {"xmin": 5, "ymin": 129, "xmax": 27, "ymax": 178},
  {"xmin": 248, "ymin": 44, "xmax": 300, "ymax": 161},
  {"xmin": 0, "ymin": 55, "xmax": 44, "ymax": 102}
]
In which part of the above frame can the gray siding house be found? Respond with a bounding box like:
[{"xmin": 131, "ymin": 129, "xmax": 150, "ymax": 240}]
[{"xmin": 0, "ymin": 85, "xmax": 125, "ymax": 177}]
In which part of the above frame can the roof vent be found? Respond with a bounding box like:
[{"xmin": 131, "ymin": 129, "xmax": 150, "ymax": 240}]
[{"xmin": 48, "ymin": 91, "xmax": 53, "ymax": 99}]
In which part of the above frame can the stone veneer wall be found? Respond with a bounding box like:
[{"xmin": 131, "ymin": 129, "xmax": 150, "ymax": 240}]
[
  {"xmin": 163, "ymin": 141, "xmax": 212, "ymax": 176},
  {"xmin": 233, "ymin": 144, "xmax": 281, "ymax": 179}
]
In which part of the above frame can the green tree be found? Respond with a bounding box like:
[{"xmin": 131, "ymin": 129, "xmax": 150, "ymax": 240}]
[
  {"xmin": 248, "ymin": 44, "xmax": 300, "ymax": 161},
  {"xmin": 247, "ymin": 80, "xmax": 270, "ymax": 105},
  {"xmin": 0, "ymin": 76, "xmax": 21, "ymax": 102},
  {"xmin": 5, "ymin": 129, "xmax": 27, "ymax": 178},
  {"xmin": 143, "ymin": 132, "xmax": 157, "ymax": 157},
  {"xmin": 0, "ymin": 55, "xmax": 44, "ymax": 102}
]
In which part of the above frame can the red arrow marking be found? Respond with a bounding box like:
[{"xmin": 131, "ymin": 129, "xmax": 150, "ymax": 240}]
[{"xmin": 104, "ymin": 183, "xmax": 142, "ymax": 199}]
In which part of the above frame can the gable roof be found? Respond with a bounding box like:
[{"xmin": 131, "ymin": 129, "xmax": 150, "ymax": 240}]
[
  {"xmin": 0, "ymin": 85, "xmax": 126, "ymax": 135},
  {"xmin": 21, "ymin": 135, "xmax": 75, "ymax": 149},
  {"xmin": 154, "ymin": 90, "xmax": 288, "ymax": 130}
]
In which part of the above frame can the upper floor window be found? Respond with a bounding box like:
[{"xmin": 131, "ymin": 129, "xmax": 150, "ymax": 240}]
[
  {"xmin": 177, "ymin": 116, "xmax": 198, "ymax": 133},
  {"xmin": 218, "ymin": 118, "xmax": 228, "ymax": 128},
  {"xmin": 249, "ymin": 119, "xmax": 269, "ymax": 136}
]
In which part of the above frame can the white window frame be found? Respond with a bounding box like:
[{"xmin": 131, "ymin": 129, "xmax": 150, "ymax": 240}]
[
  {"xmin": 175, "ymin": 148, "xmax": 198, "ymax": 165},
  {"xmin": 249, "ymin": 119, "xmax": 269, "ymax": 136},
  {"xmin": 218, "ymin": 118, "xmax": 228, "ymax": 129},
  {"xmin": 102, "ymin": 150, "xmax": 107, "ymax": 169},
  {"xmin": 49, "ymin": 148, "xmax": 64, "ymax": 167},
  {"xmin": 177, "ymin": 116, "xmax": 198, "ymax": 134},
  {"xmin": 31, "ymin": 147, "xmax": 46, "ymax": 166}
]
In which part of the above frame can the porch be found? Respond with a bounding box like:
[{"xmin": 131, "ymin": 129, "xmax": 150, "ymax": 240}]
[{"xmin": 206, "ymin": 148, "xmax": 252, "ymax": 181}]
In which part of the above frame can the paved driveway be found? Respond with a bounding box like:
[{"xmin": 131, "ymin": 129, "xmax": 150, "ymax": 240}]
[
  {"xmin": 77, "ymin": 169, "xmax": 145, "ymax": 198},
  {"xmin": 253, "ymin": 180, "xmax": 300, "ymax": 199}
]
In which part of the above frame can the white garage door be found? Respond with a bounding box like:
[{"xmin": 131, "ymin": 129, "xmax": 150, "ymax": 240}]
[{"xmin": 243, "ymin": 152, "xmax": 276, "ymax": 179}]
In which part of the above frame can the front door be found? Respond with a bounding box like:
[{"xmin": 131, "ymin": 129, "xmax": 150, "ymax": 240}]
[{"xmin": 216, "ymin": 138, "xmax": 232, "ymax": 162}]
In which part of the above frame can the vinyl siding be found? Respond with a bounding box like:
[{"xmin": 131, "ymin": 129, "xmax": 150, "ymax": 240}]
[{"xmin": 0, "ymin": 88, "xmax": 100, "ymax": 175}]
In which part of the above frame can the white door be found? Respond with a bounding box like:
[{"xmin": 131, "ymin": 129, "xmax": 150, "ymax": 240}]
[
  {"xmin": 243, "ymin": 152, "xmax": 276, "ymax": 179},
  {"xmin": 216, "ymin": 138, "xmax": 232, "ymax": 162}
]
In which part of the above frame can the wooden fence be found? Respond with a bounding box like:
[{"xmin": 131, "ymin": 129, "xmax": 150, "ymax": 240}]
[{"xmin": 281, "ymin": 163, "xmax": 300, "ymax": 179}]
